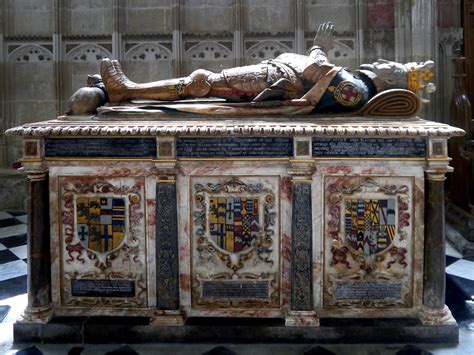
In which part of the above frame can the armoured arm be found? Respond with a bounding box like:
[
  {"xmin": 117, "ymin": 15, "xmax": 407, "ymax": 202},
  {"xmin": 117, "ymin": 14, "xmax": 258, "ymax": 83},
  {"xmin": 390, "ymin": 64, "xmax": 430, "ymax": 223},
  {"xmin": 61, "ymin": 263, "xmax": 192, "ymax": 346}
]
[
  {"xmin": 310, "ymin": 22, "xmax": 335, "ymax": 58},
  {"xmin": 303, "ymin": 22, "xmax": 336, "ymax": 83}
]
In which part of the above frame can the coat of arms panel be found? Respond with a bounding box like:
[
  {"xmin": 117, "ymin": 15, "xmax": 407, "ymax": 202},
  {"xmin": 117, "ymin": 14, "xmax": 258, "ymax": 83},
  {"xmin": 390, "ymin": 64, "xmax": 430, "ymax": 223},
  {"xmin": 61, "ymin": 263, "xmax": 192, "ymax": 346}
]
[
  {"xmin": 59, "ymin": 176, "xmax": 147, "ymax": 309},
  {"xmin": 324, "ymin": 176, "xmax": 416, "ymax": 309},
  {"xmin": 191, "ymin": 176, "xmax": 280, "ymax": 310}
]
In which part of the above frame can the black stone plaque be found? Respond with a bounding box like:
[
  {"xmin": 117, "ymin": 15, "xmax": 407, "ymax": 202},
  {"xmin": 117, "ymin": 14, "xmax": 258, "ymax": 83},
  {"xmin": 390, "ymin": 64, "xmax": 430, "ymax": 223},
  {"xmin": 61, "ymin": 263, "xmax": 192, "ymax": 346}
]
[
  {"xmin": 176, "ymin": 137, "xmax": 293, "ymax": 157},
  {"xmin": 71, "ymin": 279, "xmax": 135, "ymax": 297},
  {"xmin": 45, "ymin": 138, "xmax": 156, "ymax": 158},
  {"xmin": 312, "ymin": 137, "xmax": 426, "ymax": 157},
  {"xmin": 202, "ymin": 280, "xmax": 269, "ymax": 299},
  {"xmin": 335, "ymin": 282, "xmax": 402, "ymax": 300}
]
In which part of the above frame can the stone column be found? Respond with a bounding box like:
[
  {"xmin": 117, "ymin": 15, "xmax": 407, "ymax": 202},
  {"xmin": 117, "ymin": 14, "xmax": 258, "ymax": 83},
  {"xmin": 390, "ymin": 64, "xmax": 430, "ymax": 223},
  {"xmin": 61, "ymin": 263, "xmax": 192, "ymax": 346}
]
[
  {"xmin": 23, "ymin": 169, "xmax": 53, "ymax": 322},
  {"xmin": 419, "ymin": 168, "xmax": 456, "ymax": 325}
]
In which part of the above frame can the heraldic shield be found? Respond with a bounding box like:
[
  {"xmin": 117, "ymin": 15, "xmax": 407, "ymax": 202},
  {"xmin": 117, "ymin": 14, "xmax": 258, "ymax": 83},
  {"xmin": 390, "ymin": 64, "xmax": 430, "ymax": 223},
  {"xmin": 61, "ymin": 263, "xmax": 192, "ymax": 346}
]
[
  {"xmin": 344, "ymin": 198, "xmax": 396, "ymax": 255},
  {"xmin": 209, "ymin": 197, "xmax": 260, "ymax": 253},
  {"xmin": 76, "ymin": 196, "xmax": 127, "ymax": 253}
]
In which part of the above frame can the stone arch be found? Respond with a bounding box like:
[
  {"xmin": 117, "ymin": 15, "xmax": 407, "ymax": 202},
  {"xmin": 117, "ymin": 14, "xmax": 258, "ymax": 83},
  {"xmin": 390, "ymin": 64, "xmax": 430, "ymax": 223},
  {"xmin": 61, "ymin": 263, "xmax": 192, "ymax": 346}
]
[
  {"xmin": 9, "ymin": 45, "xmax": 53, "ymax": 62},
  {"xmin": 66, "ymin": 44, "xmax": 111, "ymax": 63},
  {"xmin": 327, "ymin": 40, "xmax": 354, "ymax": 61},
  {"xmin": 125, "ymin": 43, "xmax": 172, "ymax": 62},
  {"xmin": 185, "ymin": 42, "xmax": 232, "ymax": 61},
  {"xmin": 246, "ymin": 41, "xmax": 291, "ymax": 61}
]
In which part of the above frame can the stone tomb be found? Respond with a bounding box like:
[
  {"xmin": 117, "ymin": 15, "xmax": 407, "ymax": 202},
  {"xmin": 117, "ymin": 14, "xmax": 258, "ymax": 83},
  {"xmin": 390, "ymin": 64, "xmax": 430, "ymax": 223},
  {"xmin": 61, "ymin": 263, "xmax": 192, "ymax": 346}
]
[{"xmin": 6, "ymin": 115, "xmax": 464, "ymax": 343}]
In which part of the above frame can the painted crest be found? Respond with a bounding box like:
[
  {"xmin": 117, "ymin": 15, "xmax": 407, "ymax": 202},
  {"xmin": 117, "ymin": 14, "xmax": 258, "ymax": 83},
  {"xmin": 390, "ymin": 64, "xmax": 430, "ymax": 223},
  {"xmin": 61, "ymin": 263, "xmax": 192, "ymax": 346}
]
[
  {"xmin": 209, "ymin": 197, "xmax": 260, "ymax": 253},
  {"xmin": 344, "ymin": 198, "xmax": 396, "ymax": 255},
  {"xmin": 334, "ymin": 81, "xmax": 362, "ymax": 106},
  {"xmin": 76, "ymin": 197, "xmax": 126, "ymax": 253}
]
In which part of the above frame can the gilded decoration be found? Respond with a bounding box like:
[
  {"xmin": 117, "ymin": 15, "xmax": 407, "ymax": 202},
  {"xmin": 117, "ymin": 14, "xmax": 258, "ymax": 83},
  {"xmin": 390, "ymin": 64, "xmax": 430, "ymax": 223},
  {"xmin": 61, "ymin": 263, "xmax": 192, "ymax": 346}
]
[
  {"xmin": 324, "ymin": 177, "xmax": 413, "ymax": 308},
  {"xmin": 60, "ymin": 177, "xmax": 147, "ymax": 308},
  {"xmin": 192, "ymin": 176, "xmax": 280, "ymax": 309}
]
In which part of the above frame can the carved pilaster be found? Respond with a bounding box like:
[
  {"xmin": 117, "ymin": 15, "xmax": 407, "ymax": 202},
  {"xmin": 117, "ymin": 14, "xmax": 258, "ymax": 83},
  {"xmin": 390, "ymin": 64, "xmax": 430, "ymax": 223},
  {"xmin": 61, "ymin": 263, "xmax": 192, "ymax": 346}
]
[
  {"xmin": 22, "ymin": 168, "xmax": 52, "ymax": 323},
  {"xmin": 420, "ymin": 168, "xmax": 456, "ymax": 325},
  {"xmin": 153, "ymin": 169, "xmax": 184, "ymax": 325},
  {"xmin": 156, "ymin": 178, "xmax": 180, "ymax": 310},
  {"xmin": 286, "ymin": 158, "xmax": 318, "ymax": 326}
]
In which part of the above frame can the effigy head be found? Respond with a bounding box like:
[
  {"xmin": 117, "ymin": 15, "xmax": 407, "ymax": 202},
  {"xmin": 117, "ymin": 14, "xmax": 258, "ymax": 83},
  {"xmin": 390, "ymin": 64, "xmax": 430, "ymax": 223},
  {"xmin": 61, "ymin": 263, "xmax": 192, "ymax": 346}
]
[{"xmin": 360, "ymin": 59, "xmax": 436, "ymax": 95}]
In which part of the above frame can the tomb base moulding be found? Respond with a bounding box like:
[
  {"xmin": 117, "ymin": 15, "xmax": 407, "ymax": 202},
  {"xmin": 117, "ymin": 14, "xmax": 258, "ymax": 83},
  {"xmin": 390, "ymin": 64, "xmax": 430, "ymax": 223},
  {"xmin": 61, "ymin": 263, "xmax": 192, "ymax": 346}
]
[{"xmin": 5, "ymin": 115, "xmax": 464, "ymax": 343}]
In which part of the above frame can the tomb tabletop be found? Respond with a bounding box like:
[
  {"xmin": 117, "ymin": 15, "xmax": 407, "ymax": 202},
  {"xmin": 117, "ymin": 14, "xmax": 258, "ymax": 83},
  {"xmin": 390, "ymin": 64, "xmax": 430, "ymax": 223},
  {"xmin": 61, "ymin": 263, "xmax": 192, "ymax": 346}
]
[{"xmin": 5, "ymin": 116, "xmax": 465, "ymax": 139}]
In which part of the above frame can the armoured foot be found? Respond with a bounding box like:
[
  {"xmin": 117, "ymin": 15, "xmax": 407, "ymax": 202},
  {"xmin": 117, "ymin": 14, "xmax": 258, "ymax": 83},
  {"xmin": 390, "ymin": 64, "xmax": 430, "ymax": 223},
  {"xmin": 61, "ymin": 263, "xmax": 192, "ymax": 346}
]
[{"xmin": 100, "ymin": 58, "xmax": 135, "ymax": 103}]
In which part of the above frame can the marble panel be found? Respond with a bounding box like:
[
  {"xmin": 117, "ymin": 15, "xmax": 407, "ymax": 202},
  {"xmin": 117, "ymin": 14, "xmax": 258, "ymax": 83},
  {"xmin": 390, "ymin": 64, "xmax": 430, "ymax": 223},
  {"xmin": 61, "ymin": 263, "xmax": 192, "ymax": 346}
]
[
  {"xmin": 190, "ymin": 175, "xmax": 281, "ymax": 311},
  {"xmin": 58, "ymin": 175, "xmax": 148, "ymax": 311},
  {"xmin": 322, "ymin": 174, "xmax": 418, "ymax": 314}
]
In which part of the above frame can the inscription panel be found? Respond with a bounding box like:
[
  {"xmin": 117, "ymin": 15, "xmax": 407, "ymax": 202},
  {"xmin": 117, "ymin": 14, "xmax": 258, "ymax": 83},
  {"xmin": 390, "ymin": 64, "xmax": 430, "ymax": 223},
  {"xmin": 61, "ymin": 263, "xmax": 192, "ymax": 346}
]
[
  {"xmin": 71, "ymin": 279, "xmax": 135, "ymax": 298},
  {"xmin": 312, "ymin": 137, "xmax": 426, "ymax": 157},
  {"xmin": 176, "ymin": 137, "xmax": 293, "ymax": 157},
  {"xmin": 336, "ymin": 282, "xmax": 402, "ymax": 300},
  {"xmin": 202, "ymin": 280, "xmax": 269, "ymax": 299},
  {"xmin": 45, "ymin": 138, "xmax": 156, "ymax": 158}
]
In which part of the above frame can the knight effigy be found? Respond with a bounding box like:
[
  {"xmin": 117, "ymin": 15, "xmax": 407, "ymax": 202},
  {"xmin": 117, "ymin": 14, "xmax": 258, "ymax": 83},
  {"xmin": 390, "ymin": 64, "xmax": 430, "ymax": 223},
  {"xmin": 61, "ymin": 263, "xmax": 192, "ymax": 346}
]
[{"xmin": 68, "ymin": 22, "xmax": 435, "ymax": 118}]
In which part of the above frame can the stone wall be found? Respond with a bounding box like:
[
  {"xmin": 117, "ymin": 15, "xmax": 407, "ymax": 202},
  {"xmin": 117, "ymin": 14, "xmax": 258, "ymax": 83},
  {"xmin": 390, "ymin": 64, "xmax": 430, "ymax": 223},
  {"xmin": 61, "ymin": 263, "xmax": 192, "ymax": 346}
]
[{"xmin": 0, "ymin": 1, "xmax": 464, "ymax": 208}]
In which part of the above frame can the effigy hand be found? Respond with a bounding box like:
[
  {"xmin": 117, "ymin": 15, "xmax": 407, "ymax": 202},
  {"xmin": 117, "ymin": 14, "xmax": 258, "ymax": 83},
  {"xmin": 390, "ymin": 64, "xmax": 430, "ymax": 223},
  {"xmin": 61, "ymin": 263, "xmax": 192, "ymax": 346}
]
[{"xmin": 313, "ymin": 22, "xmax": 335, "ymax": 52}]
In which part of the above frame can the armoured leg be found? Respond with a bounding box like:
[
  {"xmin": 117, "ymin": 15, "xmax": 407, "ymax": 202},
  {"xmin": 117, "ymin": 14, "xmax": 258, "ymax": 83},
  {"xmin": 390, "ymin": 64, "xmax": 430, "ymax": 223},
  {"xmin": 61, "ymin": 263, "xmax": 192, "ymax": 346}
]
[{"xmin": 100, "ymin": 58, "xmax": 213, "ymax": 102}]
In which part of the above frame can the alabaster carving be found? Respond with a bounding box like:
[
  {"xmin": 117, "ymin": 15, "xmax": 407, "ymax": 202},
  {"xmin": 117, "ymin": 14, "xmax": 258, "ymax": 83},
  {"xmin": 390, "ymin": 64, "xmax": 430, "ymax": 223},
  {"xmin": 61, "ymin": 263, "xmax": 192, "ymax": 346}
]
[{"xmin": 65, "ymin": 23, "xmax": 436, "ymax": 118}]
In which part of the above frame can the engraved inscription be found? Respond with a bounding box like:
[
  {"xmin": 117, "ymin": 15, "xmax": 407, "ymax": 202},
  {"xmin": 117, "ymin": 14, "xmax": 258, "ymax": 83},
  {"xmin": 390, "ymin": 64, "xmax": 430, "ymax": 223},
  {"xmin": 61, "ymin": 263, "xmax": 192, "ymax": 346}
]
[
  {"xmin": 45, "ymin": 138, "xmax": 157, "ymax": 158},
  {"xmin": 336, "ymin": 282, "xmax": 402, "ymax": 300},
  {"xmin": 202, "ymin": 280, "xmax": 269, "ymax": 299},
  {"xmin": 176, "ymin": 137, "xmax": 293, "ymax": 157},
  {"xmin": 71, "ymin": 279, "xmax": 135, "ymax": 297},
  {"xmin": 313, "ymin": 137, "xmax": 426, "ymax": 157}
]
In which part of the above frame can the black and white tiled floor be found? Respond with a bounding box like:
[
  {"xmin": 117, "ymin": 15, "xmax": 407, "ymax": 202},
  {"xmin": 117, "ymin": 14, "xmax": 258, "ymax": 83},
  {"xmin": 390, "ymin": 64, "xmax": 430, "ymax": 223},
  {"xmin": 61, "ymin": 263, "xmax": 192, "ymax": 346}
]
[
  {"xmin": 0, "ymin": 211, "xmax": 473, "ymax": 354},
  {"xmin": 0, "ymin": 211, "xmax": 28, "ymax": 302}
]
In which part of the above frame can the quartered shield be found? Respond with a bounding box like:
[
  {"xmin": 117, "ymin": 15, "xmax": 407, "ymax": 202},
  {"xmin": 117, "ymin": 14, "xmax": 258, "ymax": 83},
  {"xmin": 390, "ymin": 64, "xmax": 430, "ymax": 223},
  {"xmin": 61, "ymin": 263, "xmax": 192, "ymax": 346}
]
[
  {"xmin": 209, "ymin": 197, "xmax": 260, "ymax": 253},
  {"xmin": 76, "ymin": 197, "xmax": 126, "ymax": 253},
  {"xmin": 344, "ymin": 198, "xmax": 396, "ymax": 255}
]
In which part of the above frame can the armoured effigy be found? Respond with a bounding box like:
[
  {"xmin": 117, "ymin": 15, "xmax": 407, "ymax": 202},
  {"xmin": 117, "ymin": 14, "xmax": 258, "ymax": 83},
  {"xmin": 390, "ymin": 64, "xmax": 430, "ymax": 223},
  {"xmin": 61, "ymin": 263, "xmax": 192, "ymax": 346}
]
[{"xmin": 70, "ymin": 22, "xmax": 435, "ymax": 117}]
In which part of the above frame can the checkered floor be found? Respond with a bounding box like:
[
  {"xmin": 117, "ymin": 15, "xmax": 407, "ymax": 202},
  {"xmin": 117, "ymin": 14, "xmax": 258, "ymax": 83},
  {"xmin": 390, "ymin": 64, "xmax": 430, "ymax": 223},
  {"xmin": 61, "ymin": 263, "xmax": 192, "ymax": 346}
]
[
  {"xmin": 0, "ymin": 211, "xmax": 28, "ymax": 303},
  {"xmin": 0, "ymin": 210, "xmax": 473, "ymax": 318}
]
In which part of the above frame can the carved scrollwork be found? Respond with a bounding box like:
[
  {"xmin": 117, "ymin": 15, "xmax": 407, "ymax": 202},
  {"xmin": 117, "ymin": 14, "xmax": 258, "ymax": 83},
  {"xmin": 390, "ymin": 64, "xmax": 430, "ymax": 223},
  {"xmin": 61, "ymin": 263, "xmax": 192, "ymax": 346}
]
[
  {"xmin": 324, "ymin": 176, "xmax": 413, "ymax": 308},
  {"xmin": 60, "ymin": 177, "xmax": 147, "ymax": 309}
]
